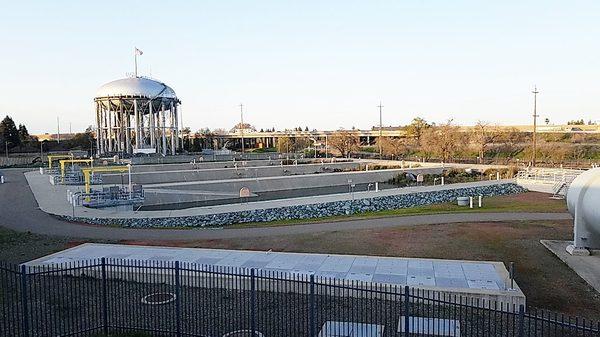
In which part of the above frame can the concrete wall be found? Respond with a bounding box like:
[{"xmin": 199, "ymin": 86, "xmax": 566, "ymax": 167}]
[
  {"xmin": 130, "ymin": 152, "xmax": 301, "ymax": 165},
  {"xmin": 102, "ymin": 161, "xmax": 364, "ymax": 184},
  {"xmin": 147, "ymin": 167, "xmax": 444, "ymax": 194},
  {"xmin": 62, "ymin": 183, "xmax": 526, "ymax": 227}
]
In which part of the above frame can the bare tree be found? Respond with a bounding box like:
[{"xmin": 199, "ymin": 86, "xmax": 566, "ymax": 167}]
[
  {"xmin": 329, "ymin": 129, "xmax": 360, "ymax": 158},
  {"xmin": 276, "ymin": 135, "xmax": 310, "ymax": 153},
  {"xmin": 378, "ymin": 137, "xmax": 408, "ymax": 157},
  {"xmin": 496, "ymin": 127, "xmax": 525, "ymax": 164},
  {"xmin": 472, "ymin": 121, "xmax": 500, "ymax": 163},
  {"xmin": 276, "ymin": 135, "xmax": 292, "ymax": 153},
  {"xmin": 421, "ymin": 120, "xmax": 465, "ymax": 162},
  {"xmin": 404, "ymin": 117, "xmax": 431, "ymax": 146}
]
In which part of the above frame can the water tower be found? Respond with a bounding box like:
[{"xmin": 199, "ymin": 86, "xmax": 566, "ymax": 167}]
[{"xmin": 94, "ymin": 76, "xmax": 181, "ymax": 156}]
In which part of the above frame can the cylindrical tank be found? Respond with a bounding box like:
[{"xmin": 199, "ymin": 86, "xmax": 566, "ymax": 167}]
[{"xmin": 566, "ymin": 168, "xmax": 600, "ymax": 237}]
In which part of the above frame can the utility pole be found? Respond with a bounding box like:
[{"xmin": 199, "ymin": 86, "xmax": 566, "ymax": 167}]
[
  {"xmin": 57, "ymin": 117, "xmax": 60, "ymax": 144},
  {"xmin": 531, "ymin": 86, "xmax": 539, "ymax": 166},
  {"xmin": 239, "ymin": 103, "xmax": 245, "ymax": 154},
  {"xmin": 377, "ymin": 101, "xmax": 384, "ymax": 159}
]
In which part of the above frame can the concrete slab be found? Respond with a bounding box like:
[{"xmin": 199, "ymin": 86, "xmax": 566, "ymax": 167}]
[
  {"xmin": 319, "ymin": 321, "xmax": 384, "ymax": 337},
  {"xmin": 541, "ymin": 240, "xmax": 600, "ymax": 294},
  {"xmin": 24, "ymin": 243, "xmax": 525, "ymax": 306},
  {"xmin": 398, "ymin": 316, "xmax": 460, "ymax": 336}
]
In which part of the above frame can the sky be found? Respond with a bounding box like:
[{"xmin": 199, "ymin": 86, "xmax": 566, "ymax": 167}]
[{"xmin": 1, "ymin": 1, "xmax": 599, "ymax": 134}]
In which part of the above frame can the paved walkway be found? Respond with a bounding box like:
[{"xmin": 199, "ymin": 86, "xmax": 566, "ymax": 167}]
[{"xmin": 0, "ymin": 169, "xmax": 572, "ymax": 241}]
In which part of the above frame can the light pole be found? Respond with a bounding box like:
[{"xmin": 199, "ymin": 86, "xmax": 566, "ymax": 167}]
[
  {"xmin": 40, "ymin": 141, "xmax": 44, "ymax": 164},
  {"xmin": 531, "ymin": 86, "xmax": 539, "ymax": 166},
  {"xmin": 377, "ymin": 101, "xmax": 384, "ymax": 159},
  {"xmin": 239, "ymin": 103, "xmax": 245, "ymax": 154}
]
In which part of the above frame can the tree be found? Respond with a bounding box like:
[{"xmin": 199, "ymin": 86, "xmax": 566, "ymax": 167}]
[
  {"xmin": 18, "ymin": 124, "xmax": 30, "ymax": 143},
  {"xmin": 378, "ymin": 137, "xmax": 408, "ymax": 157},
  {"xmin": 68, "ymin": 131, "xmax": 94, "ymax": 150},
  {"xmin": 328, "ymin": 129, "xmax": 360, "ymax": 158},
  {"xmin": 496, "ymin": 127, "xmax": 525, "ymax": 164},
  {"xmin": 567, "ymin": 119, "xmax": 585, "ymax": 125},
  {"xmin": 405, "ymin": 117, "xmax": 431, "ymax": 146},
  {"xmin": 420, "ymin": 120, "xmax": 465, "ymax": 162},
  {"xmin": 275, "ymin": 135, "xmax": 308, "ymax": 153},
  {"xmin": 0, "ymin": 116, "xmax": 20, "ymax": 148},
  {"xmin": 471, "ymin": 121, "xmax": 500, "ymax": 163},
  {"xmin": 276, "ymin": 136, "xmax": 292, "ymax": 153}
]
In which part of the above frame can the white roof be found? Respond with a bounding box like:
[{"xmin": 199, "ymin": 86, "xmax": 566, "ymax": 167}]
[
  {"xmin": 95, "ymin": 77, "xmax": 177, "ymax": 99},
  {"xmin": 25, "ymin": 243, "xmax": 512, "ymax": 292}
]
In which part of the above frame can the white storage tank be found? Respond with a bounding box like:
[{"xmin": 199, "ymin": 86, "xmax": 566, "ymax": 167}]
[{"xmin": 566, "ymin": 168, "xmax": 600, "ymax": 254}]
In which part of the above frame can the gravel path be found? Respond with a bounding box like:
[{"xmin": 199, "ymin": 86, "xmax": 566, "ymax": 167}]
[{"xmin": 0, "ymin": 169, "xmax": 572, "ymax": 241}]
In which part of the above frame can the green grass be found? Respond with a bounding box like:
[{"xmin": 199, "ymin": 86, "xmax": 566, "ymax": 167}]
[{"xmin": 228, "ymin": 192, "xmax": 567, "ymax": 229}]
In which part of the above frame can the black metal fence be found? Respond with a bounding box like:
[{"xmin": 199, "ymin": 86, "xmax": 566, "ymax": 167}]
[{"xmin": 1, "ymin": 259, "xmax": 598, "ymax": 337}]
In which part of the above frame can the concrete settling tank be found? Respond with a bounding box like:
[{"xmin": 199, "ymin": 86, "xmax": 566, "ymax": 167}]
[{"xmin": 566, "ymin": 167, "xmax": 600, "ymax": 255}]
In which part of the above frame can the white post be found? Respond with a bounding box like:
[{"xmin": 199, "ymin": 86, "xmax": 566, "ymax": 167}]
[
  {"xmin": 149, "ymin": 100, "xmax": 155, "ymax": 149},
  {"xmin": 107, "ymin": 104, "xmax": 113, "ymax": 152},
  {"xmin": 133, "ymin": 99, "xmax": 139, "ymax": 149},
  {"xmin": 469, "ymin": 196, "xmax": 473, "ymax": 209},
  {"xmin": 1, "ymin": 175, "xmax": 4, "ymax": 184},
  {"xmin": 478, "ymin": 195, "xmax": 482, "ymax": 208},
  {"xmin": 497, "ymin": 172, "xmax": 500, "ymax": 180},
  {"xmin": 441, "ymin": 177, "xmax": 445, "ymax": 186},
  {"xmin": 375, "ymin": 182, "xmax": 379, "ymax": 192},
  {"xmin": 161, "ymin": 104, "xmax": 167, "ymax": 156},
  {"xmin": 128, "ymin": 164, "xmax": 132, "ymax": 200}
]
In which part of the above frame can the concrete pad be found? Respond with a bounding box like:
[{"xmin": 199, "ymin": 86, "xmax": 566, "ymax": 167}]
[
  {"xmin": 24, "ymin": 243, "xmax": 525, "ymax": 307},
  {"xmin": 541, "ymin": 240, "xmax": 600, "ymax": 294},
  {"xmin": 399, "ymin": 316, "xmax": 460, "ymax": 336},
  {"xmin": 318, "ymin": 321, "xmax": 384, "ymax": 337}
]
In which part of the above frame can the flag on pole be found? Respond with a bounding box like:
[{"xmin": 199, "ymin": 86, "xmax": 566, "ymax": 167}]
[{"xmin": 135, "ymin": 47, "xmax": 143, "ymax": 56}]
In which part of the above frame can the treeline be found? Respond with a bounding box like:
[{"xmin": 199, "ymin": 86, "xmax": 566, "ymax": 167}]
[
  {"xmin": 316, "ymin": 118, "xmax": 599, "ymax": 164},
  {"xmin": 379, "ymin": 118, "xmax": 600, "ymax": 164},
  {"xmin": 0, "ymin": 115, "xmax": 94, "ymax": 154}
]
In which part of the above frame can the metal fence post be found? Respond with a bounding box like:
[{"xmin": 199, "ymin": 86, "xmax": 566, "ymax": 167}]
[
  {"xmin": 250, "ymin": 268, "xmax": 257, "ymax": 334},
  {"xmin": 101, "ymin": 258, "xmax": 108, "ymax": 336},
  {"xmin": 517, "ymin": 304, "xmax": 525, "ymax": 337},
  {"xmin": 309, "ymin": 274, "xmax": 316, "ymax": 337},
  {"xmin": 20, "ymin": 265, "xmax": 30, "ymax": 337},
  {"xmin": 175, "ymin": 261, "xmax": 182, "ymax": 337},
  {"xmin": 404, "ymin": 286, "xmax": 410, "ymax": 337}
]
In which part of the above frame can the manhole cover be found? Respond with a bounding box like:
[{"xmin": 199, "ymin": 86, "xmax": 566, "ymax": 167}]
[
  {"xmin": 222, "ymin": 330, "xmax": 264, "ymax": 337},
  {"xmin": 141, "ymin": 292, "xmax": 176, "ymax": 305}
]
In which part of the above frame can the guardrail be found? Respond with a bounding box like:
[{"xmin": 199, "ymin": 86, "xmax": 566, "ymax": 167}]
[
  {"xmin": 516, "ymin": 168, "xmax": 584, "ymax": 198},
  {"xmin": 516, "ymin": 169, "xmax": 583, "ymax": 185}
]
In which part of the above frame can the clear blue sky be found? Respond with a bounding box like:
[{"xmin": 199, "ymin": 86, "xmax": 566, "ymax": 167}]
[{"xmin": 1, "ymin": 0, "xmax": 599, "ymax": 134}]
